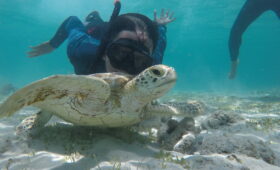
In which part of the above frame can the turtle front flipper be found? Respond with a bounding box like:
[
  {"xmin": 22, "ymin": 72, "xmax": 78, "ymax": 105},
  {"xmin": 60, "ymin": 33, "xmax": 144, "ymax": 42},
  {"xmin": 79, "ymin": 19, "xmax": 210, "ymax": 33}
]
[
  {"xmin": 145, "ymin": 101, "xmax": 181, "ymax": 118},
  {"xmin": 0, "ymin": 75, "xmax": 110, "ymax": 119},
  {"xmin": 16, "ymin": 110, "xmax": 52, "ymax": 135},
  {"xmin": 145, "ymin": 100, "xmax": 204, "ymax": 117},
  {"xmin": 162, "ymin": 100, "xmax": 205, "ymax": 117}
]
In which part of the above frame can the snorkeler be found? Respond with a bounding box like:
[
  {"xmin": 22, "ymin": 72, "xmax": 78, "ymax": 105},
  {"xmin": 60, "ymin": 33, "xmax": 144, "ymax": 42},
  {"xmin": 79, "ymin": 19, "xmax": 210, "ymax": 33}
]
[
  {"xmin": 228, "ymin": 0, "xmax": 280, "ymax": 79},
  {"xmin": 27, "ymin": 0, "xmax": 175, "ymax": 75}
]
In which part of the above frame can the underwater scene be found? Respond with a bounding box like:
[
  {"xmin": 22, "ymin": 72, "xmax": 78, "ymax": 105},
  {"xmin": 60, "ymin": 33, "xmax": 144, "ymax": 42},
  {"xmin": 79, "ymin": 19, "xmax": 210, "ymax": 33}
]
[{"xmin": 1, "ymin": 0, "xmax": 280, "ymax": 169}]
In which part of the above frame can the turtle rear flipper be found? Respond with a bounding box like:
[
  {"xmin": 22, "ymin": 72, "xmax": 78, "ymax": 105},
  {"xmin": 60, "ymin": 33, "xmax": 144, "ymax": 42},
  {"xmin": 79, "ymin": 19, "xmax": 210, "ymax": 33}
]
[
  {"xmin": 16, "ymin": 110, "xmax": 52, "ymax": 135},
  {"xmin": 0, "ymin": 75, "xmax": 110, "ymax": 118}
]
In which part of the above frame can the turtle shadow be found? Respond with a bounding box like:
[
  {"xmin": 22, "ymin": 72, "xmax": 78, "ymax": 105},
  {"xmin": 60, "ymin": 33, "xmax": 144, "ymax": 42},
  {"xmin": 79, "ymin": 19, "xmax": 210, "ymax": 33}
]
[{"xmin": 23, "ymin": 123, "xmax": 159, "ymax": 169}]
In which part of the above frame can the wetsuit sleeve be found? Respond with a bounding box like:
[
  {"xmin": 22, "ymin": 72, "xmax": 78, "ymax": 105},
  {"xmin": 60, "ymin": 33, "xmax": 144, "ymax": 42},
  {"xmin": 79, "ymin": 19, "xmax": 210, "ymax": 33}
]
[
  {"xmin": 229, "ymin": 0, "xmax": 265, "ymax": 61},
  {"xmin": 152, "ymin": 25, "xmax": 167, "ymax": 64},
  {"xmin": 49, "ymin": 16, "xmax": 85, "ymax": 48}
]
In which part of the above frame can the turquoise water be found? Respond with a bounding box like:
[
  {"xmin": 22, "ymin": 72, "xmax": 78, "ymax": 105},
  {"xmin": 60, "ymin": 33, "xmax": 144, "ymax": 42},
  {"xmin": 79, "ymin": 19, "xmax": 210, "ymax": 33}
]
[{"xmin": 1, "ymin": 0, "xmax": 280, "ymax": 92}]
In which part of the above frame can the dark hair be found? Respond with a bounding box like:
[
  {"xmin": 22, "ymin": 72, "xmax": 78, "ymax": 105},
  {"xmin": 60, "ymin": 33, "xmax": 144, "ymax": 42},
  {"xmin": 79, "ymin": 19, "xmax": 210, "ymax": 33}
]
[{"xmin": 97, "ymin": 13, "xmax": 158, "ymax": 59}]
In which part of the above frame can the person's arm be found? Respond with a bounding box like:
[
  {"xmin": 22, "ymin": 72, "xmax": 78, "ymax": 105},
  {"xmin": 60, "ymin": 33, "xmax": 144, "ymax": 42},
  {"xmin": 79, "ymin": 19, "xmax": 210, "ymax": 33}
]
[
  {"xmin": 27, "ymin": 16, "xmax": 85, "ymax": 57},
  {"xmin": 152, "ymin": 9, "xmax": 175, "ymax": 64},
  {"xmin": 228, "ymin": 0, "xmax": 265, "ymax": 79},
  {"xmin": 152, "ymin": 25, "xmax": 167, "ymax": 64}
]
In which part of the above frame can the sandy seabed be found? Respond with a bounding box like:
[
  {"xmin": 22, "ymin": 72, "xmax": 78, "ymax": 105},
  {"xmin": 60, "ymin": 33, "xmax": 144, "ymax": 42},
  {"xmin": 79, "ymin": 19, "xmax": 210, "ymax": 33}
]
[{"xmin": 1, "ymin": 90, "xmax": 280, "ymax": 170}]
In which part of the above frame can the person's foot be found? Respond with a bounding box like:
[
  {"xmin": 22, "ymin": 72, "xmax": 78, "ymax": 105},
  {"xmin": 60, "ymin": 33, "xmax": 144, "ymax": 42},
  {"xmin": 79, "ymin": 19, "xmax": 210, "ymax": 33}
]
[{"xmin": 85, "ymin": 11, "xmax": 103, "ymax": 24}]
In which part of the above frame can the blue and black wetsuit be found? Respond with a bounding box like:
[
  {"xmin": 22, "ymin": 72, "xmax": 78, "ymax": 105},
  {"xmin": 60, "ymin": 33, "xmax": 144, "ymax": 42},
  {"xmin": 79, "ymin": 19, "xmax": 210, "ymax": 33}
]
[
  {"xmin": 49, "ymin": 16, "xmax": 167, "ymax": 75},
  {"xmin": 229, "ymin": 0, "xmax": 280, "ymax": 62}
]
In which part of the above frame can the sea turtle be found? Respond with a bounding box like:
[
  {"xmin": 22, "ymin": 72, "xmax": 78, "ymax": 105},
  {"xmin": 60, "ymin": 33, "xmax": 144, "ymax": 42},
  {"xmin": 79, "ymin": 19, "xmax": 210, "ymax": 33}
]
[{"xmin": 0, "ymin": 65, "xmax": 203, "ymax": 134}]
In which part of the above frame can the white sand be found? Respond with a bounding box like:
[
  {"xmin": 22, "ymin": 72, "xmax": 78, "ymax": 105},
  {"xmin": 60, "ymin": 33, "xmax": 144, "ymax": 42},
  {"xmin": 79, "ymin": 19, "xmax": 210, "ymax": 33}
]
[{"xmin": 1, "ymin": 91, "xmax": 280, "ymax": 170}]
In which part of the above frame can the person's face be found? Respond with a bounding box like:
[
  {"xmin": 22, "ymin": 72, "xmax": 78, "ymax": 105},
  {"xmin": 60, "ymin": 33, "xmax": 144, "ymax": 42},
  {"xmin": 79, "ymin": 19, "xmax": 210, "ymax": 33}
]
[
  {"xmin": 103, "ymin": 27, "xmax": 154, "ymax": 74},
  {"xmin": 113, "ymin": 29, "xmax": 154, "ymax": 53},
  {"xmin": 104, "ymin": 55, "xmax": 129, "ymax": 73}
]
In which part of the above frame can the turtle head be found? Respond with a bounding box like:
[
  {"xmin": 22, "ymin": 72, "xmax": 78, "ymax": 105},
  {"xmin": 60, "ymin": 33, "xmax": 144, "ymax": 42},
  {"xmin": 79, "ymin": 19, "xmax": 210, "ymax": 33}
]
[
  {"xmin": 131, "ymin": 64, "xmax": 177, "ymax": 99},
  {"xmin": 122, "ymin": 64, "xmax": 176, "ymax": 112}
]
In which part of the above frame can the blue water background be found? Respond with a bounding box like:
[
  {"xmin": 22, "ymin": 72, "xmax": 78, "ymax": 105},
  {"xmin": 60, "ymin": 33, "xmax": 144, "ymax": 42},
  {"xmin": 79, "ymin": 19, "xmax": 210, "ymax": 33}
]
[{"xmin": 0, "ymin": 0, "xmax": 280, "ymax": 93}]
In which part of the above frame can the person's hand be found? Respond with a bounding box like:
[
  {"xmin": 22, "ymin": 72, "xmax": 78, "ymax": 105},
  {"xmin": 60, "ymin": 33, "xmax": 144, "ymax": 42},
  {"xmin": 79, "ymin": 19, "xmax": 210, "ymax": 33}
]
[
  {"xmin": 153, "ymin": 9, "xmax": 176, "ymax": 26},
  {"xmin": 27, "ymin": 41, "xmax": 54, "ymax": 58},
  {"xmin": 228, "ymin": 60, "xmax": 239, "ymax": 79}
]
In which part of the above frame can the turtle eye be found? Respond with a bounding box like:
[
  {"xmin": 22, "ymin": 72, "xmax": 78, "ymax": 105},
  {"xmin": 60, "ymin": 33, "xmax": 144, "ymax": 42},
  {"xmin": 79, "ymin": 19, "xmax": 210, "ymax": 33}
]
[{"xmin": 150, "ymin": 68, "xmax": 164, "ymax": 77}]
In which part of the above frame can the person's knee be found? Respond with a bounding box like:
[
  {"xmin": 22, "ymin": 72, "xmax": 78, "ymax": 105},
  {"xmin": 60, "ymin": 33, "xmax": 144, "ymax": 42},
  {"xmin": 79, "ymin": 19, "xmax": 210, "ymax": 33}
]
[
  {"xmin": 64, "ymin": 16, "xmax": 85, "ymax": 34},
  {"xmin": 66, "ymin": 16, "xmax": 80, "ymax": 22}
]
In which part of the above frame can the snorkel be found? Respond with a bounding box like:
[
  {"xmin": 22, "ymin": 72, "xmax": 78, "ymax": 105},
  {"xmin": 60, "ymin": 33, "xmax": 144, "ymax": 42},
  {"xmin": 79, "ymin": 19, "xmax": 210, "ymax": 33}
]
[
  {"xmin": 111, "ymin": 0, "xmax": 121, "ymax": 22},
  {"xmin": 87, "ymin": 0, "xmax": 122, "ymax": 73},
  {"xmin": 97, "ymin": 0, "xmax": 122, "ymax": 54}
]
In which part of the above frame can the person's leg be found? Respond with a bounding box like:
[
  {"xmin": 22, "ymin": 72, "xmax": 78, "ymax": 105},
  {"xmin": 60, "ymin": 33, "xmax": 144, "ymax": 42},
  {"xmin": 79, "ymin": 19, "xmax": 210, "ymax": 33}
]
[
  {"xmin": 277, "ymin": 11, "xmax": 280, "ymax": 19},
  {"xmin": 273, "ymin": 6, "xmax": 280, "ymax": 19},
  {"xmin": 49, "ymin": 16, "xmax": 102, "ymax": 74},
  {"xmin": 274, "ymin": 10, "xmax": 280, "ymax": 19},
  {"xmin": 271, "ymin": 0, "xmax": 280, "ymax": 19},
  {"xmin": 229, "ymin": 0, "xmax": 266, "ymax": 61},
  {"xmin": 49, "ymin": 16, "xmax": 86, "ymax": 48}
]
